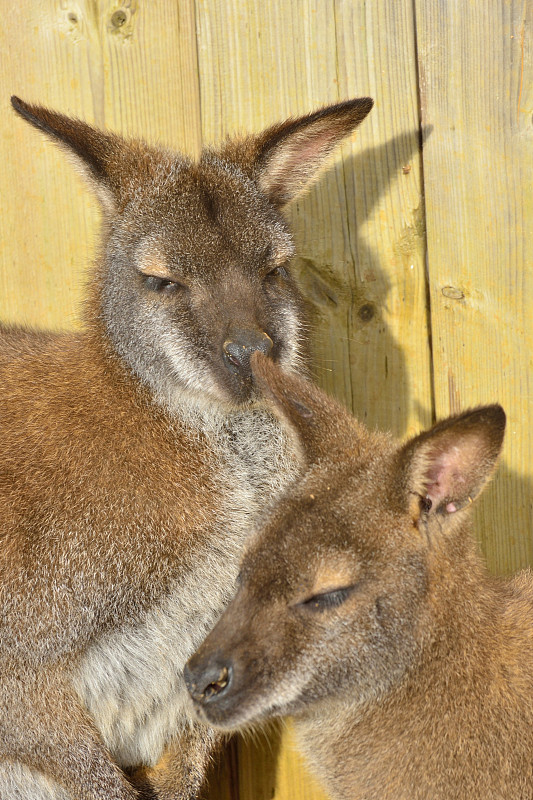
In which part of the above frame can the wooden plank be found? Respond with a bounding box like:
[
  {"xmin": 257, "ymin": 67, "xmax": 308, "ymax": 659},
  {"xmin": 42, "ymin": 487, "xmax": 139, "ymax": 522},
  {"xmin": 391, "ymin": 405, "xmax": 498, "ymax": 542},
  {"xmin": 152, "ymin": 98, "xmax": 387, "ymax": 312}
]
[
  {"xmin": 415, "ymin": 0, "xmax": 533, "ymax": 573},
  {"xmin": 99, "ymin": 0, "xmax": 202, "ymax": 153},
  {"xmin": 0, "ymin": 2, "xmax": 99, "ymax": 329},
  {"xmin": 195, "ymin": 1, "xmax": 432, "ymax": 798},
  {"xmin": 329, "ymin": 0, "xmax": 432, "ymax": 437},
  {"xmin": 0, "ymin": 0, "xmax": 201, "ymax": 330}
]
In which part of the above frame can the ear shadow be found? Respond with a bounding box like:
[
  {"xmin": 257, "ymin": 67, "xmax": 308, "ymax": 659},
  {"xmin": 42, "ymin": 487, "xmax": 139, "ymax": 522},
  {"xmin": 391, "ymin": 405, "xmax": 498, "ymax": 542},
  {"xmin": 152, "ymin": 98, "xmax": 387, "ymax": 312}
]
[{"xmin": 291, "ymin": 126, "xmax": 432, "ymax": 437}]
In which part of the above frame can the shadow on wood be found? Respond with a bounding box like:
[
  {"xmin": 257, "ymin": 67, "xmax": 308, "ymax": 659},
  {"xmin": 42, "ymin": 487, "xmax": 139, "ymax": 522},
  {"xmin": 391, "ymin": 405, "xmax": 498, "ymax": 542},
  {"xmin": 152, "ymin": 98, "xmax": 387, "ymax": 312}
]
[{"xmin": 294, "ymin": 126, "xmax": 432, "ymax": 438}]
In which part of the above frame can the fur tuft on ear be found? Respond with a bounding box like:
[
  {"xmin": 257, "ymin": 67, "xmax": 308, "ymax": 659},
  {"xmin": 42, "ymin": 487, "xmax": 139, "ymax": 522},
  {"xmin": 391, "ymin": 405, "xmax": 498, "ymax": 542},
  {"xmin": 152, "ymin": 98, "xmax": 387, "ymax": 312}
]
[
  {"xmin": 399, "ymin": 405, "xmax": 506, "ymax": 521},
  {"xmin": 221, "ymin": 97, "xmax": 374, "ymax": 207},
  {"xmin": 251, "ymin": 353, "xmax": 360, "ymax": 465}
]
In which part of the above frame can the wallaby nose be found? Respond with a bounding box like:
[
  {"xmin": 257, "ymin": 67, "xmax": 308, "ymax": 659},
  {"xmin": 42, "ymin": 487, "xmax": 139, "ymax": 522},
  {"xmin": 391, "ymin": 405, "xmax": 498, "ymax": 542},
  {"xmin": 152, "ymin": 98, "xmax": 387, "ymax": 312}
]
[
  {"xmin": 223, "ymin": 329, "xmax": 273, "ymax": 376},
  {"xmin": 184, "ymin": 658, "xmax": 233, "ymax": 706}
]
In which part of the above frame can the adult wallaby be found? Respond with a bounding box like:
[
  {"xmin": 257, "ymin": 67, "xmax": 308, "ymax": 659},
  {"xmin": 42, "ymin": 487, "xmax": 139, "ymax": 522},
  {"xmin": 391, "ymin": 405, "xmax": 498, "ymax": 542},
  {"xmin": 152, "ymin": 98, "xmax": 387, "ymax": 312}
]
[
  {"xmin": 186, "ymin": 354, "xmax": 533, "ymax": 800},
  {"xmin": 0, "ymin": 96, "xmax": 373, "ymax": 800}
]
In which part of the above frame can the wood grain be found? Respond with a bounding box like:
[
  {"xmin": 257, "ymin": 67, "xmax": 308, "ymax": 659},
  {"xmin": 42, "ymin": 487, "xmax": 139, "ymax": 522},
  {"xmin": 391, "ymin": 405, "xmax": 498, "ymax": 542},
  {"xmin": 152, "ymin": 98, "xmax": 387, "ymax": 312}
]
[{"xmin": 415, "ymin": 0, "xmax": 533, "ymax": 573}]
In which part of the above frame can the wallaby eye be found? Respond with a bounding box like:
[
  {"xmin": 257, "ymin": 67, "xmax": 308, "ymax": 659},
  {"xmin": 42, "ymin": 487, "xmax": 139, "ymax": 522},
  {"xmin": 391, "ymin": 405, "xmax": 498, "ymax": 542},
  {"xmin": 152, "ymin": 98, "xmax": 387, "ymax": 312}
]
[
  {"xmin": 144, "ymin": 275, "xmax": 186, "ymax": 294},
  {"xmin": 264, "ymin": 264, "xmax": 289, "ymax": 282},
  {"xmin": 298, "ymin": 586, "xmax": 354, "ymax": 613}
]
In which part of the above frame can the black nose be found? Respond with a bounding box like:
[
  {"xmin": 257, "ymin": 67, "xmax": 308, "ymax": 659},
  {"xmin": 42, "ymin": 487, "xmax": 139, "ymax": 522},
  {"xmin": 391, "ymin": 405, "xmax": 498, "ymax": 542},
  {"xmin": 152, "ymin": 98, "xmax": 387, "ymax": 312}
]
[
  {"xmin": 184, "ymin": 658, "xmax": 233, "ymax": 706},
  {"xmin": 223, "ymin": 329, "xmax": 273, "ymax": 376}
]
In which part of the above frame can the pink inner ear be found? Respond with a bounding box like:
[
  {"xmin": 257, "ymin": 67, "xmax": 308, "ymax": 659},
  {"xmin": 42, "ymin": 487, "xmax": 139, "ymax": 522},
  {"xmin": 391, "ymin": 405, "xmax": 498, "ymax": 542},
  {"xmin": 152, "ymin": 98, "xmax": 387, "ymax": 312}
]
[
  {"xmin": 262, "ymin": 126, "xmax": 341, "ymax": 197},
  {"xmin": 286, "ymin": 129, "xmax": 337, "ymax": 172},
  {"xmin": 424, "ymin": 447, "xmax": 466, "ymax": 511},
  {"xmin": 411, "ymin": 408, "xmax": 504, "ymax": 517}
]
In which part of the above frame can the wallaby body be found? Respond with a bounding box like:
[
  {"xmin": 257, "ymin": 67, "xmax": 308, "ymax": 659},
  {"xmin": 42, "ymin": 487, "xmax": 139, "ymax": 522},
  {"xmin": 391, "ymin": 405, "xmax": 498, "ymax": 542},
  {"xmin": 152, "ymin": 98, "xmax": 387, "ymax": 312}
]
[
  {"xmin": 186, "ymin": 355, "xmax": 533, "ymax": 800},
  {"xmin": 0, "ymin": 97, "xmax": 373, "ymax": 800}
]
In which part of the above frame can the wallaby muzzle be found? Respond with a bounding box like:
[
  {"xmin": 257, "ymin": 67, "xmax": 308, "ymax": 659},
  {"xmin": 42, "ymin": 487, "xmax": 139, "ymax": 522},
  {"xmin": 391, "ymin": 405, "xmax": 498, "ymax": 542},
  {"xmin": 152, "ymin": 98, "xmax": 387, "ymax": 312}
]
[
  {"xmin": 223, "ymin": 328, "xmax": 274, "ymax": 380},
  {"xmin": 184, "ymin": 652, "xmax": 237, "ymax": 721}
]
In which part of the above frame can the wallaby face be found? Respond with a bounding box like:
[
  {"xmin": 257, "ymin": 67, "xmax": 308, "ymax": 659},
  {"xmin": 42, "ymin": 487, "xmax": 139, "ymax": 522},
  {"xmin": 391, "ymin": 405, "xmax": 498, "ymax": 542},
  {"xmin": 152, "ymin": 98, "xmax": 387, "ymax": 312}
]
[
  {"xmin": 185, "ymin": 357, "xmax": 533, "ymax": 800},
  {"xmin": 186, "ymin": 471, "xmax": 432, "ymax": 728},
  {"xmin": 12, "ymin": 96, "xmax": 372, "ymax": 408},
  {"xmin": 98, "ymin": 154, "xmax": 300, "ymax": 407},
  {"xmin": 1, "ymin": 98, "xmax": 373, "ymax": 800}
]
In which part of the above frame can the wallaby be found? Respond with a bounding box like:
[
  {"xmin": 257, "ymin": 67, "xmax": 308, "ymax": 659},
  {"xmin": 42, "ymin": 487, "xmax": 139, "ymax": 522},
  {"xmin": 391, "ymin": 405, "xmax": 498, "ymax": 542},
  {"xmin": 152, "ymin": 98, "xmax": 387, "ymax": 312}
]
[
  {"xmin": 0, "ymin": 96, "xmax": 373, "ymax": 800},
  {"xmin": 186, "ymin": 354, "xmax": 533, "ymax": 800}
]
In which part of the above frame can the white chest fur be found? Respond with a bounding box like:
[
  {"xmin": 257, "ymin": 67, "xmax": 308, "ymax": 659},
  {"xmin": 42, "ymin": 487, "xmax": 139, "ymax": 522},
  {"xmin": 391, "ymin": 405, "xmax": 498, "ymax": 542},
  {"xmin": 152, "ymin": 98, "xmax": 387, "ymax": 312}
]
[{"xmin": 72, "ymin": 405, "xmax": 300, "ymax": 767}]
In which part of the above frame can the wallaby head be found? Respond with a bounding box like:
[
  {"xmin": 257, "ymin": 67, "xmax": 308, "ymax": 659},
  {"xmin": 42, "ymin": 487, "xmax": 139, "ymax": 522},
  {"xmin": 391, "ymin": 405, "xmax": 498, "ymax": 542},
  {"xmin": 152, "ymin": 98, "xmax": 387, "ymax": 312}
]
[
  {"xmin": 185, "ymin": 354, "xmax": 506, "ymax": 730},
  {"xmin": 11, "ymin": 96, "xmax": 373, "ymax": 409}
]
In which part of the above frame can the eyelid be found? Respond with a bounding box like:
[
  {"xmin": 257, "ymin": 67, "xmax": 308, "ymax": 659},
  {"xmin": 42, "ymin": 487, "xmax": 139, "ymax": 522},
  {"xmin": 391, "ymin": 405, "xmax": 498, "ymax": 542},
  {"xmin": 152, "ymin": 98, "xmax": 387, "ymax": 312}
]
[
  {"xmin": 295, "ymin": 584, "xmax": 357, "ymax": 612},
  {"xmin": 263, "ymin": 263, "xmax": 289, "ymax": 279},
  {"xmin": 261, "ymin": 242, "xmax": 294, "ymax": 264},
  {"xmin": 143, "ymin": 274, "xmax": 187, "ymax": 292}
]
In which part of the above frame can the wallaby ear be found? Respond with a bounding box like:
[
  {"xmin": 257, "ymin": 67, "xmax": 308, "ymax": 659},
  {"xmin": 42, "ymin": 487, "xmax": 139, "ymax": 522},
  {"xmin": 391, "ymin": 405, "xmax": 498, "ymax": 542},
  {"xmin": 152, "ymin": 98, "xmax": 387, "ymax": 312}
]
[
  {"xmin": 222, "ymin": 98, "xmax": 374, "ymax": 207},
  {"xmin": 251, "ymin": 352, "xmax": 360, "ymax": 464},
  {"xmin": 398, "ymin": 405, "xmax": 506, "ymax": 523},
  {"xmin": 11, "ymin": 96, "xmax": 127, "ymax": 212}
]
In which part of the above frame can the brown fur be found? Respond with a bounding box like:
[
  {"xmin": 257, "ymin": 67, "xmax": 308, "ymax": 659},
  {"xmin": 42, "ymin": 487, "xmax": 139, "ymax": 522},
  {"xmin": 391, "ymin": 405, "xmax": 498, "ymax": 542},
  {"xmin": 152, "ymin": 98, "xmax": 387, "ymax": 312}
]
[
  {"xmin": 0, "ymin": 97, "xmax": 373, "ymax": 800},
  {"xmin": 186, "ymin": 355, "xmax": 533, "ymax": 800}
]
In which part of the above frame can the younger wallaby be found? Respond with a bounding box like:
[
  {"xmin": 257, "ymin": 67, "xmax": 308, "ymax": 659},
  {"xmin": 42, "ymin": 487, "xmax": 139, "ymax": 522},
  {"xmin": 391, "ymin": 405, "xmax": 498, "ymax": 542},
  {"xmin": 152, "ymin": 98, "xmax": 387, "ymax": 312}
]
[
  {"xmin": 186, "ymin": 355, "xmax": 533, "ymax": 800},
  {"xmin": 0, "ymin": 97, "xmax": 373, "ymax": 800}
]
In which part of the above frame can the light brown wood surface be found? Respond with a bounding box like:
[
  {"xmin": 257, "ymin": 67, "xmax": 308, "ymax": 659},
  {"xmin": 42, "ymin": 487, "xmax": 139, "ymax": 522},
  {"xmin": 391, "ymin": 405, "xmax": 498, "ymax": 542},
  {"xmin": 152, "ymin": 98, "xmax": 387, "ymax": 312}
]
[
  {"xmin": 0, "ymin": 2, "xmax": 530, "ymax": 798},
  {"xmin": 415, "ymin": 0, "xmax": 533, "ymax": 573}
]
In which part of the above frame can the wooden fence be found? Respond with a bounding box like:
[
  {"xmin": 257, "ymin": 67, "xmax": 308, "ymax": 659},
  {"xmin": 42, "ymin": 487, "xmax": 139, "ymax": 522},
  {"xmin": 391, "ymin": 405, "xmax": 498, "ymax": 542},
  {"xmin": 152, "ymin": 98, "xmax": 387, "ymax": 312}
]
[{"xmin": 0, "ymin": 1, "xmax": 531, "ymax": 798}]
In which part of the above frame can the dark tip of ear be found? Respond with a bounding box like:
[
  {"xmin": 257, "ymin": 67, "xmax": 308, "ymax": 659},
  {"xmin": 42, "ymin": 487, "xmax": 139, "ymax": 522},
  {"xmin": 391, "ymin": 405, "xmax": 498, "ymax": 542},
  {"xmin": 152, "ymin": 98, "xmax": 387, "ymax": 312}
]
[
  {"xmin": 465, "ymin": 404, "xmax": 506, "ymax": 438},
  {"xmin": 484, "ymin": 403, "xmax": 506, "ymax": 448},
  {"xmin": 11, "ymin": 96, "xmax": 63, "ymax": 141},
  {"xmin": 320, "ymin": 97, "xmax": 374, "ymax": 115},
  {"xmin": 331, "ymin": 96, "xmax": 375, "ymax": 127},
  {"xmin": 11, "ymin": 95, "xmax": 41, "ymax": 122},
  {"xmin": 483, "ymin": 404, "xmax": 506, "ymax": 427},
  {"xmin": 10, "ymin": 96, "xmax": 113, "ymax": 185},
  {"xmin": 343, "ymin": 96, "xmax": 374, "ymax": 117},
  {"xmin": 297, "ymin": 96, "xmax": 374, "ymax": 130},
  {"xmin": 428, "ymin": 403, "xmax": 506, "ymax": 440},
  {"xmin": 11, "ymin": 95, "xmax": 32, "ymax": 120}
]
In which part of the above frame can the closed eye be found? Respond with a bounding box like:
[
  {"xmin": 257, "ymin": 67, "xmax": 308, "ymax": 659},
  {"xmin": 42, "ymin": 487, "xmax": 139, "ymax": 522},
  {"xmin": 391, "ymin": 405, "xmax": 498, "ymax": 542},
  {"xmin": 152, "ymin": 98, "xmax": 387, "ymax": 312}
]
[
  {"xmin": 143, "ymin": 275, "xmax": 187, "ymax": 294},
  {"xmin": 297, "ymin": 585, "xmax": 356, "ymax": 613},
  {"xmin": 263, "ymin": 264, "xmax": 289, "ymax": 282}
]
